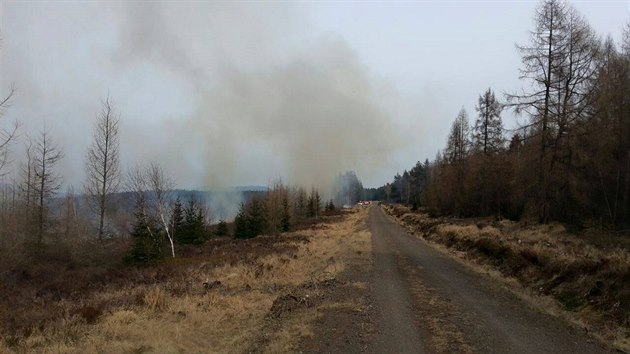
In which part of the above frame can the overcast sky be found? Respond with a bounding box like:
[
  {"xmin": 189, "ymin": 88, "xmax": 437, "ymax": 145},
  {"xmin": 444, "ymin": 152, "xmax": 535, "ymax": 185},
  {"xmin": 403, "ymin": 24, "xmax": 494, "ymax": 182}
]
[{"xmin": 1, "ymin": 1, "xmax": 628, "ymax": 191}]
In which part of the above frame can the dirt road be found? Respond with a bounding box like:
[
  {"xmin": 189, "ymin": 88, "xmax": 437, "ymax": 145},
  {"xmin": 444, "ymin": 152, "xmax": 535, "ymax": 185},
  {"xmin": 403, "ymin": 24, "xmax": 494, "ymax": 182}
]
[{"xmin": 365, "ymin": 206, "xmax": 611, "ymax": 354}]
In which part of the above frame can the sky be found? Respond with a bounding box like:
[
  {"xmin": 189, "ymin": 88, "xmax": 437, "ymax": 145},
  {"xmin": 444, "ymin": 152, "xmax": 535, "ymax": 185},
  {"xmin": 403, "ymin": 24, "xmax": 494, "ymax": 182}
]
[{"xmin": 0, "ymin": 1, "xmax": 628, "ymax": 191}]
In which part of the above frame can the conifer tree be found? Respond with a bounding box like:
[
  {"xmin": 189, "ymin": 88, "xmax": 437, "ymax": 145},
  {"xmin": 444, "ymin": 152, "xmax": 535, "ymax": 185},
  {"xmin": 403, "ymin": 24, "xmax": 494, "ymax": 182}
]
[
  {"xmin": 233, "ymin": 197, "xmax": 267, "ymax": 239},
  {"xmin": 293, "ymin": 188, "xmax": 308, "ymax": 224},
  {"xmin": 280, "ymin": 195, "xmax": 290, "ymax": 232},
  {"xmin": 233, "ymin": 203, "xmax": 249, "ymax": 239},
  {"xmin": 247, "ymin": 197, "xmax": 267, "ymax": 237},
  {"xmin": 125, "ymin": 199, "xmax": 162, "ymax": 264},
  {"xmin": 215, "ymin": 219, "xmax": 229, "ymax": 237},
  {"xmin": 307, "ymin": 188, "xmax": 322, "ymax": 218},
  {"xmin": 177, "ymin": 199, "xmax": 207, "ymax": 244},
  {"xmin": 473, "ymin": 88, "xmax": 504, "ymax": 154},
  {"xmin": 170, "ymin": 197, "xmax": 184, "ymax": 242},
  {"xmin": 325, "ymin": 199, "xmax": 336, "ymax": 212},
  {"xmin": 445, "ymin": 108, "xmax": 470, "ymax": 163}
]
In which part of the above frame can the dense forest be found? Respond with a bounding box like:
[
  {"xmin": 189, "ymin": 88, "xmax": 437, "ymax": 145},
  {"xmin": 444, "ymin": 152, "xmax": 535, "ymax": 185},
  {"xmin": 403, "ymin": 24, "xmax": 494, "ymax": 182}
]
[{"xmin": 372, "ymin": 0, "xmax": 630, "ymax": 229}]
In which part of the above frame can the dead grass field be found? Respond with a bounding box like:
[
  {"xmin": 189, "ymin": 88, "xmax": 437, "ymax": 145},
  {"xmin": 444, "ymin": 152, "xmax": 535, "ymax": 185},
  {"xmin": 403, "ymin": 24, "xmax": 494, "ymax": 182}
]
[
  {"xmin": 0, "ymin": 208, "xmax": 372, "ymax": 354},
  {"xmin": 384, "ymin": 204, "xmax": 630, "ymax": 352}
]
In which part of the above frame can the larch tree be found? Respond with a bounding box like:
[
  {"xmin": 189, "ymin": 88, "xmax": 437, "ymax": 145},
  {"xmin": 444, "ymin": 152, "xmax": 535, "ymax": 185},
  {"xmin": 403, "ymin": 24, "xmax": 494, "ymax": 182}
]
[
  {"xmin": 622, "ymin": 18, "xmax": 630, "ymax": 56},
  {"xmin": 19, "ymin": 136, "xmax": 34, "ymax": 212},
  {"xmin": 507, "ymin": 0, "xmax": 566, "ymax": 223},
  {"xmin": 442, "ymin": 109, "xmax": 472, "ymax": 216},
  {"xmin": 0, "ymin": 87, "xmax": 17, "ymax": 176},
  {"xmin": 472, "ymin": 88, "xmax": 505, "ymax": 215},
  {"xmin": 265, "ymin": 181, "xmax": 288, "ymax": 234},
  {"xmin": 292, "ymin": 187, "xmax": 308, "ymax": 224},
  {"xmin": 307, "ymin": 188, "xmax": 321, "ymax": 218},
  {"xmin": 31, "ymin": 127, "xmax": 64, "ymax": 244},
  {"xmin": 85, "ymin": 97, "xmax": 121, "ymax": 241},
  {"xmin": 580, "ymin": 35, "xmax": 630, "ymax": 225},
  {"xmin": 445, "ymin": 108, "xmax": 471, "ymax": 163},
  {"xmin": 507, "ymin": 0, "xmax": 598, "ymax": 223},
  {"xmin": 473, "ymin": 88, "xmax": 504, "ymax": 154}
]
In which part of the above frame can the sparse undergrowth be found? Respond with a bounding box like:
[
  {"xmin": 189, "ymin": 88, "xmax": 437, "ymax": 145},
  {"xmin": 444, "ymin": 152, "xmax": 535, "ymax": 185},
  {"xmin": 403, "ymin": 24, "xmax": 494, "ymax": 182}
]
[
  {"xmin": 384, "ymin": 204, "xmax": 630, "ymax": 352},
  {"xmin": 0, "ymin": 209, "xmax": 371, "ymax": 353}
]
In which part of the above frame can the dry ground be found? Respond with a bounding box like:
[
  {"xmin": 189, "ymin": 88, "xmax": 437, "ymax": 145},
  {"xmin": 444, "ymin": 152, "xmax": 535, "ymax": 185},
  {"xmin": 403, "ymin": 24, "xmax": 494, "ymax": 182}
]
[
  {"xmin": 384, "ymin": 204, "xmax": 630, "ymax": 352},
  {"xmin": 0, "ymin": 208, "xmax": 372, "ymax": 353}
]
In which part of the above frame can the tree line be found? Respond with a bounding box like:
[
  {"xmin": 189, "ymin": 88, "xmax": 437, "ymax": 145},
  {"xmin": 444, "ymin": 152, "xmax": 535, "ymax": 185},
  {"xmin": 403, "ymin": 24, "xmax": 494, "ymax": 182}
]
[
  {"xmin": 0, "ymin": 95, "xmax": 129, "ymax": 260},
  {"xmin": 0, "ymin": 89, "xmax": 331, "ymax": 264},
  {"xmin": 375, "ymin": 0, "xmax": 630, "ymax": 228},
  {"xmin": 233, "ymin": 183, "xmax": 328, "ymax": 239}
]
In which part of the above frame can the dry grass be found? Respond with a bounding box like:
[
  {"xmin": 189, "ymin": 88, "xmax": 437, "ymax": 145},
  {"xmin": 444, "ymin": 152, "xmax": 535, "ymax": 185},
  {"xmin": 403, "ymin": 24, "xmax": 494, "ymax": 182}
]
[
  {"xmin": 384, "ymin": 204, "xmax": 630, "ymax": 352},
  {"xmin": 1, "ymin": 208, "xmax": 371, "ymax": 353}
]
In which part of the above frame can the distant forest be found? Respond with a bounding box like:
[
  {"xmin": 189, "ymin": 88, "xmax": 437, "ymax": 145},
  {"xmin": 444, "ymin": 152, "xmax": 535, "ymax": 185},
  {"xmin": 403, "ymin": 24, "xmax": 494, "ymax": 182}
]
[{"xmin": 368, "ymin": 0, "xmax": 630, "ymax": 228}]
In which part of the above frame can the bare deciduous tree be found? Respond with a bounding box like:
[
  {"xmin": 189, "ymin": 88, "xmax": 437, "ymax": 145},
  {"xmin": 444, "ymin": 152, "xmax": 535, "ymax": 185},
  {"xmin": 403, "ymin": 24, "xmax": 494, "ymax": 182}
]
[
  {"xmin": 445, "ymin": 108, "xmax": 470, "ymax": 163},
  {"xmin": 622, "ymin": 19, "xmax": 630, "ymax": 56},
  {"xmin": 473, "ymin": 88, "xmax": 504, "ymax": 155},
  {"xmin": 0, "ymin": 86, "xmax": 18, "ymax": 176},
  {"xmin": 85, "ymin": 97, "xmax": 121, "ymax": 241},
  {"xmin": 507, "ymin": 0, "xmax": 567, "ymax": 223},
  {"xmin": 126, "ymin": 163, "xmax": 176, "ymax": 258},
  {"xmin": 19, "ymin": 136, "xmax": 34, "ymax": 211},
  {"xmin": 507, "ymin": 0, "xmax": 598, "ymax": 223},
  {"xmin": 31, "ymin": 128, "xmax": 64, "ymax": 244},
  {"xmin": 147, "ymin": 163, "xmax": 175, "ymax": 258}
]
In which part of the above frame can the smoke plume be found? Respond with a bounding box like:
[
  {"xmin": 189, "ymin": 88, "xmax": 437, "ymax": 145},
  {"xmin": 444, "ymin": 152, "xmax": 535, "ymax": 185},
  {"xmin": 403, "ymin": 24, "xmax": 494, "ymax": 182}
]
[{"xmin": 1, "ymin": 2, "xmax": 403, "ymax": 194}]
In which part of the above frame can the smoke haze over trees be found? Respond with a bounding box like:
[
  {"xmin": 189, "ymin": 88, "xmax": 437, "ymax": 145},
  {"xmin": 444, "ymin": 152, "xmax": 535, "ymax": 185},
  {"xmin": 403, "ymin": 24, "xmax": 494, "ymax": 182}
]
[{"xmin": 0, "ymin": 2, "xmax": 404, "ymax": 193}]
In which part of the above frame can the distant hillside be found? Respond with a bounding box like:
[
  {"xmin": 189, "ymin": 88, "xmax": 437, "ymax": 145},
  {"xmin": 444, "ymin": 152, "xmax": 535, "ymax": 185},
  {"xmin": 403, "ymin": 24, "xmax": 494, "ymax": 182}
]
[{"xmin": 49, "ymin": 186, "xmax": 268, "ymax": 225}]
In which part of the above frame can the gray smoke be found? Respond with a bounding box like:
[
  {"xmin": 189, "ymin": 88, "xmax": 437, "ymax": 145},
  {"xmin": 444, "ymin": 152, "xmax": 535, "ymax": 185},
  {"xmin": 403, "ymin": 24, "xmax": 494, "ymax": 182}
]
[
  {"xmin": 1, "ymin": 2, "xmax": 404, "ymax": 195},
  {"xmin": 113, "ymin": 2, "xmax": 403, "ymax": 193}
]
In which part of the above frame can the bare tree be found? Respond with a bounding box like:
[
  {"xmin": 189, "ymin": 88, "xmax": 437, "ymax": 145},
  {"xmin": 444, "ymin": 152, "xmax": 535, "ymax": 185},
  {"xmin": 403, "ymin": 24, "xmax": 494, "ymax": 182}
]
[
  {"xmin": 472, "ymin": 88, "xmax": 505, "ymax": 215},
  {"xmin": 62, "ymin": 187, "xmax": 79, "ymax": 239},
  {"xmin": 126, "ymin": 164, "xmax": 148, "ymax": 210},
  {"xmin": 445, "ymin": 108, "xmax": 470, "ymax": 163},
  {"xmin": 19, "ymin": 136, "xmax": 34, "ymax": 212},
  {"xmin": 507, "ymin": 0, "xmax": 598, "ymax": 223},
  {"xmin": 146, "ymin": 163, "xmax": 175, "ymax": 258},
  {"xmin": 31, "ymin": 127, "xmax": 64, "ymax": 244},
  {"xmin": 85, "ymin": 97, "xmax": 121, "ymax": 241},
  {"xmin": 623, "ymin": 18, "xmax": 630, "ymax": 56},
  {"xmin": 506, "ymin": 0, "xmax": 566, "ymax": 223},
  {"xmin": 0, "ymin": 86, "xmax": 18, "ymax": 176},
  {"xmin": 473, "ymin": 88, "xmax": 504, "ymax": 155},
  {"xmin": 126, "ymin": 163, "xmax": 176, "ymax": 258}
]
